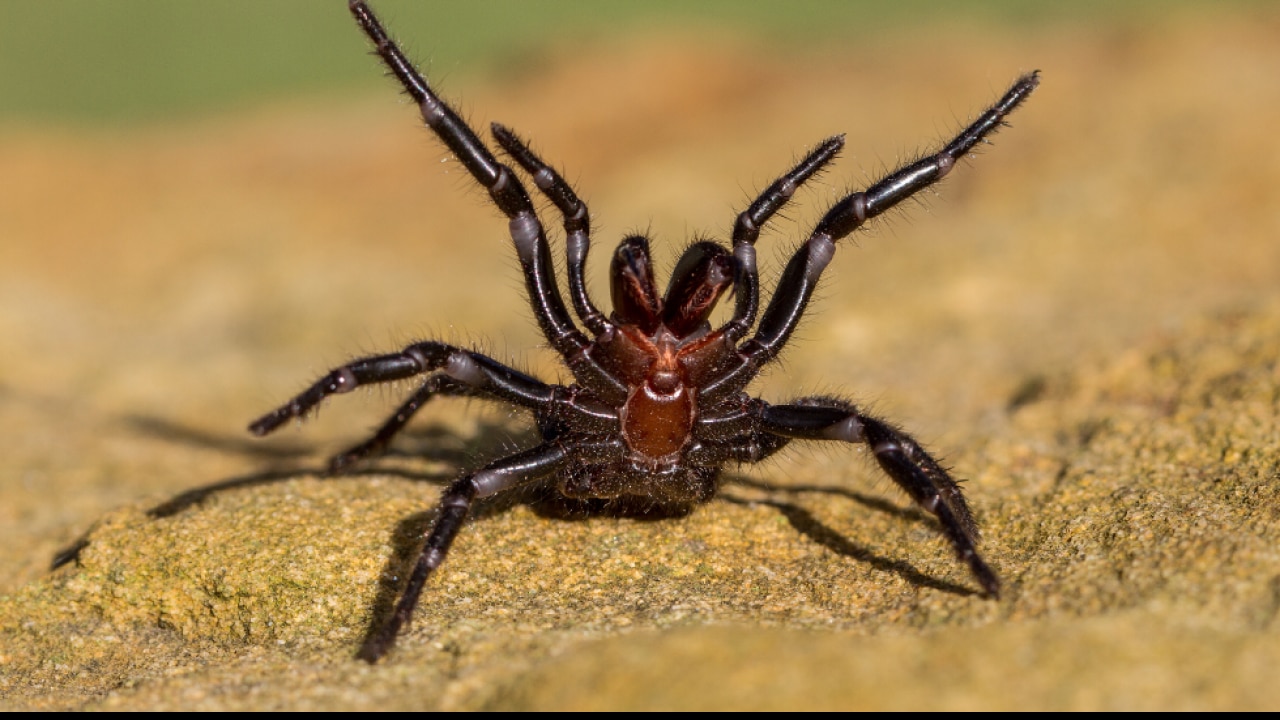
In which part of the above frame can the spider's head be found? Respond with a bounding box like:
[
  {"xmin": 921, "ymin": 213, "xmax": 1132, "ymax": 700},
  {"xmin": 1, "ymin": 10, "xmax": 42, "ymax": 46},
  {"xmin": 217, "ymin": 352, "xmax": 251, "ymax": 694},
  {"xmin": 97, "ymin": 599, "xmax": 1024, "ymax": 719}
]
[{"xmin": 610, "ymin": 236, "xmax": 733, "ymax": 340}]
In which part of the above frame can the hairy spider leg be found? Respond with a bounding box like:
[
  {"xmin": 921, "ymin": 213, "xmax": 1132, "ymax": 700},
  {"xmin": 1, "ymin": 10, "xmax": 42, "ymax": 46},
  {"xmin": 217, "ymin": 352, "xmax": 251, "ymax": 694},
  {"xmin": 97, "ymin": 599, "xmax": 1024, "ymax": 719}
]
[
  {"xmin": 248, "ymin": 340, "xmax": 615, "ymax": 447},
  {"xmin": 685, "ymin": 431, "xmax": 792, "ymax": 466},
  {"xmin": 349, "ymin": 0, "xmax": 625, "ymax": 395},
  {"xmin": 490, "ymin": 124, "xmax": 611, "ymax": 339},
  {"xmin": 326, "ymin": 375, "xmax": 472, "ymax": 473},
  {"xmin": 357, "ymin": 435, "xmax": 627, "ymax": 662},
  {"xmin": 756, "ymin": 397, "xmax": 999, "ymax": 596},
  {"xmin": 719, "ymin": 136, "xmax": 845, "ymax": 343},
  {"xmin": 684, "ymin": 390, "xmax": 998, "ymax": 595},
  {"xmin": 703, "ymin": 71, "xmax": 1041, "ymax": 401}
]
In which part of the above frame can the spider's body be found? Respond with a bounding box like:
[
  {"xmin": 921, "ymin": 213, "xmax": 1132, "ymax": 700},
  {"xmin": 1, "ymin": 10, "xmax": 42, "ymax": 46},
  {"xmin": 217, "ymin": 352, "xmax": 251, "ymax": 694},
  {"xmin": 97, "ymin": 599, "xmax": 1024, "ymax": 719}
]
[{"xmin": 251, "ymin": 0, "xmax": 1039, "ymax": 662}]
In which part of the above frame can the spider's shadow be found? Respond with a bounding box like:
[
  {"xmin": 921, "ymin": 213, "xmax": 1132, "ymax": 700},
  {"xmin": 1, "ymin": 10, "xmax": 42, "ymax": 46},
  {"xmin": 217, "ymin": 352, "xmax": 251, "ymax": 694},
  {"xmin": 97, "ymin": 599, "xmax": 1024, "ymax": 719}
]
[
  {"xmin": 56, "ymin": 414, "xmax": 977, "ymax": 652},
  {"xmin": 49, "ymin": 414, "xmax": 481, "ymax": 570},
  {"xmin": 356, "ymin": 471, "xmax": 979, "ymax": 656},
  {"xmin": 722, "ymin": 476, "xmax": 977, "ymax": 597}
]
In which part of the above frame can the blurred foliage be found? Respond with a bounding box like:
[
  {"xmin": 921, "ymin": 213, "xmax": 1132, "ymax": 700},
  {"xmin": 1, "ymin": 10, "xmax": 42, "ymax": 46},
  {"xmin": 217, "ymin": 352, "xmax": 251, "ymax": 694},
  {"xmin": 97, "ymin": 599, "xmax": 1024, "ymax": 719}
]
[{"xmin": 0, "ymin": 1, "xmax": 1220, "ymax": 125}]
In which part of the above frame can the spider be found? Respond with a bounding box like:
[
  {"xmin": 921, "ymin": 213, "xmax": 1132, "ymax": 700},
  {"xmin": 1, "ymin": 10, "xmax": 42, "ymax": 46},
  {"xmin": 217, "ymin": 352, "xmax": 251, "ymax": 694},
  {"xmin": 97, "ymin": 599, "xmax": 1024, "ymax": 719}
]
[{"xmin": 250, "ymin": 0, "xmax": 1038, "ymax": 662}]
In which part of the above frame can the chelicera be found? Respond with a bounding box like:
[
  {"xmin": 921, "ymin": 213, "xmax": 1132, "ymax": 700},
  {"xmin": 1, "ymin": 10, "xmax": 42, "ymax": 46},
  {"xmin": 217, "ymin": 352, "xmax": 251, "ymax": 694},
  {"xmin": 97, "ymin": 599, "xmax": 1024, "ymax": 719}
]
[{"xmin": 251, "ymin": 0, "xmax": 1039, "ymax": 662}]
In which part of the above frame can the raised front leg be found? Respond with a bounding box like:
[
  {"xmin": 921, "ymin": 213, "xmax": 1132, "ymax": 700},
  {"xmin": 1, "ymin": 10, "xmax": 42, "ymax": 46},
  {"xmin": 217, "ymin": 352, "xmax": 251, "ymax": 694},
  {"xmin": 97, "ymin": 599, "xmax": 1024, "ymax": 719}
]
[
  {"xmin": 704, "ymin": 72, "xmax": 1040, "ymax": 400},
  {"xmin": 348, "ymin": 0, "xmax": 588, "ymax": 361},
  {"xmin": 751, "ymin": 72, "xmax": 1039, "ymax": 363},
  {"xmin": 720, "ymin": 136, "xmax": 845, "ymax": 343},
  {"xmin": 491, "ymin": 123, "xmax": 610, "ymax": 338}
]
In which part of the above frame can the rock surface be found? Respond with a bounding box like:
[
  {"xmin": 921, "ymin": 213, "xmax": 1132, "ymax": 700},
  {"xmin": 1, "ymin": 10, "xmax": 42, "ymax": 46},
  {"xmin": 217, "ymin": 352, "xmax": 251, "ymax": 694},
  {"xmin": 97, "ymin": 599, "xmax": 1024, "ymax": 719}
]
[{"xmin": 3, "ymin": 5, "xmax": 1279, "ymax": 710}]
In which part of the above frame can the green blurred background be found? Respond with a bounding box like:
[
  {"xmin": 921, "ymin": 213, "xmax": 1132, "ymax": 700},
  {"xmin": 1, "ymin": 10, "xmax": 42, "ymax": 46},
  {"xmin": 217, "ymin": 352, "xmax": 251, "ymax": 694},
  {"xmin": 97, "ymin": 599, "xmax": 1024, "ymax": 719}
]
[{"xmin": 0, "ymin": 0, "xmax": 1194, "ymax": 126}]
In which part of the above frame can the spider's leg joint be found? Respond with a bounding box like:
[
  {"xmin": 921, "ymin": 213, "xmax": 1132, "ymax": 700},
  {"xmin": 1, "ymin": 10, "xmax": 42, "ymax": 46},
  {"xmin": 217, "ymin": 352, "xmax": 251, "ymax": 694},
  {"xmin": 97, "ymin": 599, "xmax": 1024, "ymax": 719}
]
[
  {"xmin": 444, "ymin": 353, "xmax": 487, "ymax": 387},
  {"xmin": 532, "ymin": 167, "xmax": 556, "ymax": 190},
  {"xmin": 405, "ymin": 346, "xmax": 430, "ymax": 369},
  {"xmin": 331, "ymin": 368, "xmax": 358, "ymax": 394},
  {"xmin": 935, "ymin": 153, "xmax": 955, "ymax": 178},
  {"xmin": 491, "ymin": 165, "xmax": 511, "ymax": 193},
  {"xmin": 819, "ymin": 415, "xmax": 865, "ymax": 443},
  {"xmin": 807, "ymin": 234, "xmax": 836, "ymax": 275},
  {"xmin": 418, "ymin": 99, "xmax": 446, "ymax": 127},
  {"xmin": 508, "ymin": 212, "xmax": 542, "ymax": 253}
]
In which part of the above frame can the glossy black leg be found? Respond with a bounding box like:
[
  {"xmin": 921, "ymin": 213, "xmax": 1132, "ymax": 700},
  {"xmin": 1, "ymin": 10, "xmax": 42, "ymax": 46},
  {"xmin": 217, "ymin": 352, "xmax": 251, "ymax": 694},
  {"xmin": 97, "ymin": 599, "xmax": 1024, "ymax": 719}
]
[
  {"xmin": 348, "ymin": 0, "xmax": 587, "ymax": 359},
  {"xmin": 686, "ymin": 433, "xmax": 791, "ymax": 465},
  {"xmin": 249, "ymin": 341, "xmax": 616, "ymax": 441},
  {"xmin": 327, "ymin": 375, "xmax": 470, "ymax": 473},
  {"xmin": 705, "ymin": 72, "xmax": 1039, "ymax": 398},
  {"xmin": 753, "ymin": 72, "xmax": 1039, "ymax": 360},
  {"xmin": 758, "ymin": 397, "xmax": 998, "ymax": 597},
  {"xmin": 720, "ymin": 136, "xmax": 845, "ymax": 342},
  {"xmin": 357, "ymin": 435, "xmax": 624, "ymax": 662},
  {"xmin": 491, "ymin": 123, "xmax": 611, "ymax": 337}
]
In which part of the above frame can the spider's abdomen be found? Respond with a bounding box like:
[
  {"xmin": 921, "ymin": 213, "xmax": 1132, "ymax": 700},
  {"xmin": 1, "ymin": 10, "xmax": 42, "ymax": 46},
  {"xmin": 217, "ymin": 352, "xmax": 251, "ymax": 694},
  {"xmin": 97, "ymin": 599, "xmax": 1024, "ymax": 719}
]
[{"xmin": 619, "ymin": 371, "xmax": 695, "ymax": 461}]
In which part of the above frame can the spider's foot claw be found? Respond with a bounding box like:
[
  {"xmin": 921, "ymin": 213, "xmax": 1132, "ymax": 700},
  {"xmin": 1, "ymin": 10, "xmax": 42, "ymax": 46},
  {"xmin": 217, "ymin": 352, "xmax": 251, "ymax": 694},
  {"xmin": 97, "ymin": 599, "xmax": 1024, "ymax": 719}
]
[
  {"xmin": 326, "ymin": 454, "xmax": 357, "ymax": 475},
  {"xmin": 51, "ymin": 538, "xmax": 90, "ymax": 570},
  {"xmin": 356, "ymin": 621, "xmax": 401, "ymax": 664},
  {"xmin": 327, "ymin": 442, "xmax": 381, "ymax": 474},
  {"xmin": 248, "ymin": 411, "xmax": 287, "ymax": 437},
  {"xmin": 970, "ymin": 556, "xmax": 1001, "ymax": 599}
]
